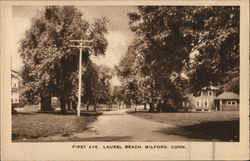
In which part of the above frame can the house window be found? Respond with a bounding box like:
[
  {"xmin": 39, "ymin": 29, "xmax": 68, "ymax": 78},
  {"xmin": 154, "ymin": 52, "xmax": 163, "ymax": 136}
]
[
  {"xmin": 226, "ymin": 101, "xmax": 237, "ymax": 106},
  {"xmin": 204, "ymin": 99, "xmax": 209, "ymax": 107},
  {"xmin": 196, "ymin": 100, "xmax": 201, "ymax": 107},
  {"xmin": 12, "ymin": 81, "xmax": 18, "ymax": 88},
  {"xmin": 208, "ymin": 91, "xmax": 212, "ymax": 96}
]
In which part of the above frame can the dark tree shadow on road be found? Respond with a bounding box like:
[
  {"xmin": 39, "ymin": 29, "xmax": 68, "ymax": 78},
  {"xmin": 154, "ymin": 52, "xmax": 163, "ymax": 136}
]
[
  {"xmin": 156, "ymin": 119, "xmax": 239, "ymax": 142},
  {"xmin": 12, "ymin": 111, "xmax": 103, "ymax": 116},
  {"xmin": 65, "ymin": 136, "xmax": 133, "ymax": 142},
  {"xmin": 12, "ymin": 112, "xmax": 37, "ymax": 115},
  {"xmin": 13, "ymin": 136, "xmax": 133, "ymax": 142},
  {"xmin": 36, "ymin": 111, "xmax": 103, "ymax": 116}
]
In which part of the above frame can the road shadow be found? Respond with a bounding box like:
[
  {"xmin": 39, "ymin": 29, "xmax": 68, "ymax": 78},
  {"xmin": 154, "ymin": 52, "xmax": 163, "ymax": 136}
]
[
  {"xmin": 128, "ymin": 111, "xmax": 207, "ymax": 114},
  {"xmin": 12, "ymin": 112, "xmax": 37, "ymax": 115},
  {"xmin": 155, "ymin": 119, "xmax": 239, "ymax": 142},
  {"xmin": 35, "ymin": 111, "xmax": 103, "ymax": 116},
  {"xmin": 12, "ymin": 111, "xmax": 102, "ymax": 116},
  {"xmin": 66, "ymin": 136, "xmax": 132, "ymax": 142},
  {"xmin": 13, "ymin": 136, "xmax": 133, "ymax": 142},
  {"xmin": 102, "ymin": 113, "xmax": 128, "ymax": 116}
]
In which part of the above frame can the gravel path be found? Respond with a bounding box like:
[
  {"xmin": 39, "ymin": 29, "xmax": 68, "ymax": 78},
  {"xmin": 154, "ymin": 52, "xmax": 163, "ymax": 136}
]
[{"xmin": 39, "ymin": 109, "xmax": 210, "ymax": 142}]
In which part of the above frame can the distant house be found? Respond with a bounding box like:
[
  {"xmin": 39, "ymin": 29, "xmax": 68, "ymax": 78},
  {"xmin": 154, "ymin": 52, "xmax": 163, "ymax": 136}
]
[
  {"xmin": 183, "ymin": 86, "xmax": 219, "ymax": 111},
  {"xmin": 183, "ymin": 86, "xmax": 239, "ymax": 111},
  {"xmin": 214, "ymin": 92, "xmax": 239, "ymax": 111},
  {"xmin": 11, "ymin": 70, "xmax": 22, "ymax": 106}
]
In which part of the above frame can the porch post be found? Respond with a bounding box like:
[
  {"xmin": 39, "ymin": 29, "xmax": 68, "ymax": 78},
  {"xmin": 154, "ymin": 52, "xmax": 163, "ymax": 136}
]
[{"xmin": 219, "ymin": 100, "xmax": 222, "ymax": 111}]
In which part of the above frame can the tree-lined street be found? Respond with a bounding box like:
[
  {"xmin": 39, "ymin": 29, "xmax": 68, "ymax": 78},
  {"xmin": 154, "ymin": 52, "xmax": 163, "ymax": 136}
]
[
  {"xmin": 13, "ymin": 108, "xmax": 238, "ymax": 142},
  {"xmin": 12, "ymin": 6, "xmax": 239, "ymax": 142},
  {"xmin": 19, "ymin": 6, "xmax": 110, "ymax": 114},
  {"xmin": 116, "ymin": 6, "xmax": 239, "ymax": 111}
]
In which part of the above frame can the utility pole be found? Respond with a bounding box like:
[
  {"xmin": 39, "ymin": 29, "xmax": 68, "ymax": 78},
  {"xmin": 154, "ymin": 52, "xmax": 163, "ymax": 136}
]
[{"xmin": 70, "ymin": 39, "xmax": 93, "ymax": 116}]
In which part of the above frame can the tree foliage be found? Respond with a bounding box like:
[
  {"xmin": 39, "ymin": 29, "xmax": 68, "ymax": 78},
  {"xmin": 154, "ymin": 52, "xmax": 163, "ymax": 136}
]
[
  {"xmin": 127, "ymin": 7, "xmax": 195, "ymax": 108},
  {"xmin": 19, "ymin": 6, "xmax": 109, "ymax": 112},
  {"xmin": 188, "ymin": 6, "xmax": 239, "ymax": 94},
  {"xmin": 116, "ymin": 6, "xmax": 239, "ymax": 112},
  {"xmin": 82, "ymin": 63, "xmax": 112, "ymax": 105}
]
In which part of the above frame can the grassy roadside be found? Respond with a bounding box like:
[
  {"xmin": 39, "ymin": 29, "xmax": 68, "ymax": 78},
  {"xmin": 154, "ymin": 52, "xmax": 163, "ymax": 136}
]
[
  {"xmin": 129, "ymin": 111, "xmax": 239, "ymax": 141},
  {"xmin": 12, "ymin": 112, "xmax": 101, "ymax": 141},
  {"xmin": 129, "ymin": 111, "xmax": 239, "ymax": 126}
]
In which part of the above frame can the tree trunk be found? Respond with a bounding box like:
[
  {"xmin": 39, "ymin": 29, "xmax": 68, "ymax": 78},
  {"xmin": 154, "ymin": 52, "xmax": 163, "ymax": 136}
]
[
  {"xmin": 109, "ymin": 103, "xmax": 112, "ymax": 111},
  {"xmin": 60, "ymin": 96, "xmax": 67, "ymax": 113},
  {"xmin": 87, "ymin": 103, "xmax": 89, "ymax": 111},
  {"xmin": 12, "ymin": 105, "xmax": 18, "ymax": 115},
  {"xmin": 144, "ymin": 104, "xmax": 147, "ymax": 110},
  {"xmin": 156, "ymin": 103, "xmax": 162, "ymax": 113},
  {"xmin": 149, "ymin": 102, "xmax": 155, "ymax": 112},
  {"xmin": 72, "ymin": 101, "xmax": 77, "ymax": 110},
  {"xmin": 40, "ymin": 96, "xmax": 53, "ymax": 111},
  {"xmin": 67, "ymin": 100, "xmax": 71, "ymax": 111}
]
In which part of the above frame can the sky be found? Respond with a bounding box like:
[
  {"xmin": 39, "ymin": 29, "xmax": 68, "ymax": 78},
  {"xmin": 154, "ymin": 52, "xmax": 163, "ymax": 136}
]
[{"xmin": 12, "ymin": 6, "xmax": 138, "ymax": 86}]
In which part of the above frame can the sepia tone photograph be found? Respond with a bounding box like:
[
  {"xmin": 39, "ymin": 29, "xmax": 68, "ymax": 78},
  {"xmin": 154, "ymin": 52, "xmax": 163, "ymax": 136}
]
[{"xmin": 10, "ymin": 5, "xmax": 240, "ymax": 143}]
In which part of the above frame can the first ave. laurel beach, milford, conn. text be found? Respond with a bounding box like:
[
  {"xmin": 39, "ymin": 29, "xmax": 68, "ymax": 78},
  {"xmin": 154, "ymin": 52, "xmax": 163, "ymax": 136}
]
[{"xmin": 72, "ymin": 144, "xmax": 186, "ymax": 149}]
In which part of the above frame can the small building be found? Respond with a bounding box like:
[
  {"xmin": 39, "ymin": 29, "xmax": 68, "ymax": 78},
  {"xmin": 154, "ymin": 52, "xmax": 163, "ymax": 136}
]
[
  {"xmin": 214, "ymin": 92, "xmax": 239, "ymax": 111},
  {"xmin": 11, "ymin": 70, "xmax": 25, "ymax": 107},
  {"xmin": 11, "ymin": 70, "xmax": 21, "ymax": 105},
  {"xmin": 183, "ymin": 86, "xmax": 219, "ymax": 111}
]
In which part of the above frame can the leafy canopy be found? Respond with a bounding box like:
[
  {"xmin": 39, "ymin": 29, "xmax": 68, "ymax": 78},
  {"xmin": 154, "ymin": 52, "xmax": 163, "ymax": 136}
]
[
  {"xmin": 116, "ymin": 6, "xmax": 239, "ymax": 109},
  {"xmin": 19, "ymin": 6, "xmax": 109, "ymax": 104}
]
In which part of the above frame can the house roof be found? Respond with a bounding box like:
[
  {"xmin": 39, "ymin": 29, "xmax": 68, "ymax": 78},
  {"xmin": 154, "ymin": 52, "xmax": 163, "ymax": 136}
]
[
  {"xmin": 201, "ymin": 86, "xmax": 219, "ymax": 90},
  {"xmin": 215, "ymin": 92, "xmax": 239, "ymax": 100},
  {"xmin": 11, "ymin": 70, "xmax": 20, "ymax": 79}
]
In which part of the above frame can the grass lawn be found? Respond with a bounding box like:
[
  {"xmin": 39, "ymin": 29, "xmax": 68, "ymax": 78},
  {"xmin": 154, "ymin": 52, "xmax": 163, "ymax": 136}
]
[
  {"xmin": 129, "ymin": 111, "xmax": 239, "ymax": 141},
  {"xmin": 12, "ymin": 112, "xmax": 100, "ymax": 141}
]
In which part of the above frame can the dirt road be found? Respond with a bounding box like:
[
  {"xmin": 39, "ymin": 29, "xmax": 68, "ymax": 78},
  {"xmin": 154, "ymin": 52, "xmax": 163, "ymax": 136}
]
[{"xmin": 40, "ymin": 109, "xmax": 212, "ymax": 142}]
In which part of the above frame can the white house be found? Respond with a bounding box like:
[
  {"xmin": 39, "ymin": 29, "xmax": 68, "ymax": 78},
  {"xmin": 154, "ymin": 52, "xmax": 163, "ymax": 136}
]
[
  {"xmin": 11, "ymin": 70, "xmax": 21, "ymax": 105},
  {"xmin": 183, "ymin": 86, "xmax": 219, "ymax": 111}
]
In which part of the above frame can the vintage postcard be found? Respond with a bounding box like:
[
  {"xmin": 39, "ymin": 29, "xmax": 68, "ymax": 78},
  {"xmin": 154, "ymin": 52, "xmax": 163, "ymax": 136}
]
[{"xmin": 1, "ymin": 0, "xmax": 249, "ymax": 160}]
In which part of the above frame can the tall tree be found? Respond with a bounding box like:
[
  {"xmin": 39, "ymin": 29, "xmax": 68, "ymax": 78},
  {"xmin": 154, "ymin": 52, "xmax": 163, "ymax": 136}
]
[
  {"xmin": 115, "ymin": 39, "xmax": 144, "ymax": 107},
  {"xmin": 188, "ymin": 6, "xmax": 239, "ymax": 94},
  {"xmin": 96, "ymin": 65, "xmax": 112, "ymax": 104},
  {"xmin": 127, "ymin": 6, "xmax": 195, "ymax": 111},
  {"xmin": 121, "ymin": 6, "xmax": 239, "ymax": 112},
  {"xmin": 82, "ymin": 61, "xmax": 99, "ymax": 111},
  {"xmin": 19, "ymin": 6, "xmax": 108, "ymax": 112}
]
